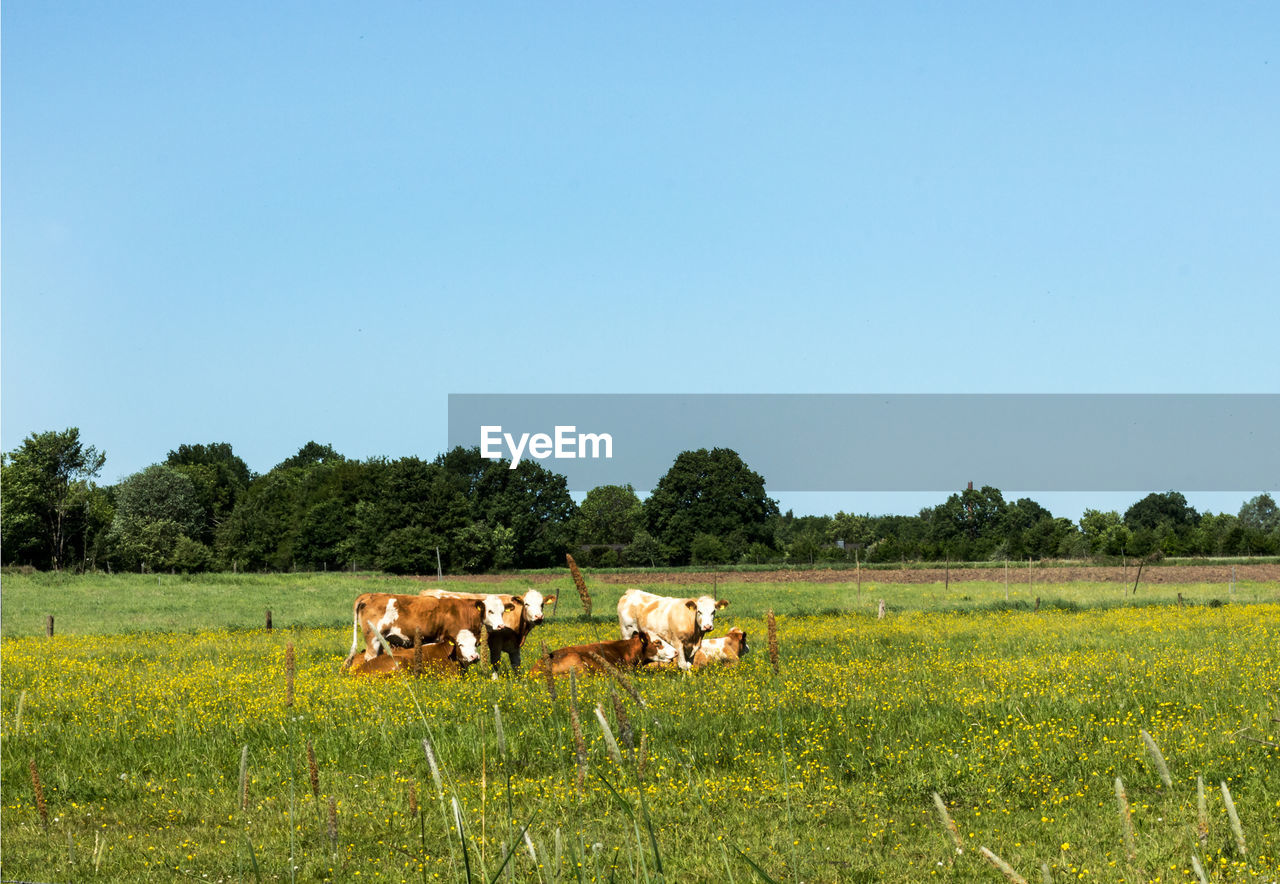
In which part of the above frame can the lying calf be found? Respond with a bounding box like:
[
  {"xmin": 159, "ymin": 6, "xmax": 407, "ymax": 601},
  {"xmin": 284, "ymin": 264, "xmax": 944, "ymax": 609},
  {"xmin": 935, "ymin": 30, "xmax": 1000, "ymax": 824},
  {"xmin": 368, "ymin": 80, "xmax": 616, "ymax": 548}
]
[
  {"xmin": 346, "ymin": 629, "xmax": 480, "ymax": 676},
  {"xmin": 532, "ymin": 632, "xmax": 677, "ymax": 676},
  {"xmin": 692, "ymin": 627, "xmax": 750, "ymax": 666}
]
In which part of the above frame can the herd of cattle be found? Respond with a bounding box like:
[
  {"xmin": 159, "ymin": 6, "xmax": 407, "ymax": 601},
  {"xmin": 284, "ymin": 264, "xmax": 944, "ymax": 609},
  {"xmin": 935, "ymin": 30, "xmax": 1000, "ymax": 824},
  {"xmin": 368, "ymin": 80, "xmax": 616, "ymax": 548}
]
[{"xmin": 343, "ymin": 587, "xmax": 750, "ymax": 678}]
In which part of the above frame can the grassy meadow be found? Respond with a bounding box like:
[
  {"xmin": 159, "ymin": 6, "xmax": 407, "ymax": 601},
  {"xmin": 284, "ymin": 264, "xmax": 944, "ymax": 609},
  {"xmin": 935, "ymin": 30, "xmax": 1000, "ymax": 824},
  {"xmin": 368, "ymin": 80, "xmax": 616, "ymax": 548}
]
[{"xmin": 1, "ymin": 570, "xmax": 1278, "ymax": 882}]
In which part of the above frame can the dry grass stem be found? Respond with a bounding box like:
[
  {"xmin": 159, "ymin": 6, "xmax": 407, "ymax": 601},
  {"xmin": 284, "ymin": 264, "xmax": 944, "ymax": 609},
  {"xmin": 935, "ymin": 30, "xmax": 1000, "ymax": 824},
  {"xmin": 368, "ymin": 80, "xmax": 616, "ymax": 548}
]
[
  {"xmin": 930, "ymin": 791, "xmax": 964, "ymax": 854},
  {"xmin": 1191, "ymin": 853, "xmax": 1209, "ymax": 884},
  {"xmin": 408, "ymin": 782, "xmax": 419, "ymax": 817},
  {"xmin": 541, "ymin": 641, "xmax": 557, "ymax": 700},
  {"xmin": 1140, "ymin": 729, "xmax": 1173, "ymax": 788},
  {"xmin": 493, "ymin": 704, "xmax": 507, "ymax": 761},
  {"xmin": 1114, "ymin": 776, "xmax": 1136, "ymax": 861},
  {"xmin": 327, "ymin": 796, "xmax": 338, "ymax": 855},
  {"xmin": 569, "ymin": 669, "xmax": 587, "ymax": 794},
  {"xmin": 979, "ymin": 846, "xmax": 1029, "ymax": 884},
  {"xmin": 610, "ymin": 686, "xmax": 634, "ymax": 754}
]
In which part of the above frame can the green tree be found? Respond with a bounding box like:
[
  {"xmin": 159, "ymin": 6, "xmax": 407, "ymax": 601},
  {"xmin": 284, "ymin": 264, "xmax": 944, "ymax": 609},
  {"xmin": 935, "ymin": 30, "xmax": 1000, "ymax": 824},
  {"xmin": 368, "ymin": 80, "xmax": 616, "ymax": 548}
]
[
  {"xmin": 107, "ymin": 464, "xmax": 207, "ymax": 572},
  {"xmin": 689, "ymin": 532, "xmax": 731, "ymax": 565},
  {"xmin": 574, "ymin": 484, "xmax": 644, "ymax": 546},
  {"xmin": 165, "ymin": 443, "xmax": 252, "ymax": 544},
  {"xmin": 1, "ymin": 428, "xmax": 107, "ymax": 570},
  {"xmin": 644, "ymin": 448, "xmax": 778, "ymax": 564},
  {"xmin": 1124, "ymin": 491, "xmax": 1199, "ymax": 531}
]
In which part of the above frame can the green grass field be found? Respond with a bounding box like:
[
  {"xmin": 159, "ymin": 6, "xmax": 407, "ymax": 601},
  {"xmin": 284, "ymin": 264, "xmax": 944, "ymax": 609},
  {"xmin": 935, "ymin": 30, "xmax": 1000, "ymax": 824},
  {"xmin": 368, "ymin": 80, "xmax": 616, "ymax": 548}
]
[{"xmin": 1, "ymin": 571, "xmax": 1278, "ymax": 882}]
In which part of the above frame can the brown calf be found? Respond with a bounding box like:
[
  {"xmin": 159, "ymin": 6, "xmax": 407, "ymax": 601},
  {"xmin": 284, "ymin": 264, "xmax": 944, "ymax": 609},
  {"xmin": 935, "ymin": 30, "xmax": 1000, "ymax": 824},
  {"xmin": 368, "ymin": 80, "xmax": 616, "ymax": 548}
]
[{"xmin": 531, "ymin": 632, "xmax": 678, "ymax": 677}]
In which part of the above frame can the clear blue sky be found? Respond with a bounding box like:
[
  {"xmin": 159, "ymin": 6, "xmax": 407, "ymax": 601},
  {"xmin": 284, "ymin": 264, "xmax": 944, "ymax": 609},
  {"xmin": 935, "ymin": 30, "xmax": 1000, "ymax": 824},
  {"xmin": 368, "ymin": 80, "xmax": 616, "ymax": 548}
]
[{"xmin": 4, "ymin": 3, "xmax": 1277, "ymax": 520}]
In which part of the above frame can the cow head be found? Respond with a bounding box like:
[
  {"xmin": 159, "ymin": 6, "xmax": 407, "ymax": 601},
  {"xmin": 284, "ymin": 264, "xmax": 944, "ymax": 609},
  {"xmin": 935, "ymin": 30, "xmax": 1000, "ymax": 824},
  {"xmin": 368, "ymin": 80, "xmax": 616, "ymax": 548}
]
[
  {"xmin": 686, "ymin": 596, "xmax": 729, "ymax": 633},
  {"xmin": 726, "ymin": 627, "xmax": 749, "ymax": 656},
  {"xmin": 640, "ymin": 633, "xmax": 679, "ymax": 664},
  {"xmin": 513, "ymin": 589, "xmax": 556, "ymax": 626},
  {"xmin": 477, "ymin": 596, "xmax": 508, "ymax": 632},
  {"xmin": 453, "ymin": 629, "xmax": 480, "ymax": 666}
]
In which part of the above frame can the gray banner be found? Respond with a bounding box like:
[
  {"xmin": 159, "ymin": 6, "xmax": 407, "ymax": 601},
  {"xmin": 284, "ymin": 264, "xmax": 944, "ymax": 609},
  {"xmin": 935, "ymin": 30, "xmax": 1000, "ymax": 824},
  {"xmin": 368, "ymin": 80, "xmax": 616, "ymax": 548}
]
[{"xmin": 447, "ymin": 394, "xmax": 1279, "ymax": 493}]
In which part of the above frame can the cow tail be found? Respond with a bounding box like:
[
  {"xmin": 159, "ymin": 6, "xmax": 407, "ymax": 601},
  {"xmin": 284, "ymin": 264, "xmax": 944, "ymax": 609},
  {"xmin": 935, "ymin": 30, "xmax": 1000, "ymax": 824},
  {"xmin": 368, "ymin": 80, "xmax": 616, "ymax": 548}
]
[{"xmin": 344, "ymin": 599, "xmax": 366, "ymax": 668}]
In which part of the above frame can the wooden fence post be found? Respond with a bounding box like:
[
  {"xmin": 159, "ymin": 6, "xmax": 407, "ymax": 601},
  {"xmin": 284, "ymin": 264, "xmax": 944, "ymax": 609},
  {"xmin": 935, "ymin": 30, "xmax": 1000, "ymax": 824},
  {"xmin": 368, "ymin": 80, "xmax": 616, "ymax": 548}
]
[
  {"xmin": 265, "ymin": 609, "xmax": 273, "ymax": 632},
  {"xmin": 46, "ymin": 615, "xmax": 54, "ymax": 638}
]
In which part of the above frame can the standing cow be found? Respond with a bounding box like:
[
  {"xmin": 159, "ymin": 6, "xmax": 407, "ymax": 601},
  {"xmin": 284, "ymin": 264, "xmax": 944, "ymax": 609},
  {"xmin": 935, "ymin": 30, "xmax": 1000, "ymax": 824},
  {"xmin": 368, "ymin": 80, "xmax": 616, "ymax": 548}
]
[
  {"xmin": 419, "ymin": 588, "xmax": 557, "ymax": 678},
  {"xmin": 344, "ymin": 592, "xmax": 510, "ymax": 667},
  {"xmin": 617, "ymin": 588, "xmax": 728, "ymax": 671}
]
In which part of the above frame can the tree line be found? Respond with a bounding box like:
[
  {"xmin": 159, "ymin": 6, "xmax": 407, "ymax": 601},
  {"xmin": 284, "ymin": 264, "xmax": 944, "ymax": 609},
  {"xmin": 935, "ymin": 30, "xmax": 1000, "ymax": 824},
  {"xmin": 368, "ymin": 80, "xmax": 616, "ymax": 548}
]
[{"xmin": 3, "ymin": 428, "xmax": 1277, "ymax": 574}]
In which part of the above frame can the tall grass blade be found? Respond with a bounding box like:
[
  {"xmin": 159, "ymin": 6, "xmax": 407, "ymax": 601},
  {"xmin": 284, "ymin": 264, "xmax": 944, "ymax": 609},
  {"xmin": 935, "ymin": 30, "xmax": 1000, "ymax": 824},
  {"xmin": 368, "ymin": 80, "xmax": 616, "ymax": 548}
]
[
  {"xmin": 979, "ymin": 846, "xmax": 1029, "ymax": 884},
  {"xmin": 720, "ymin": 841, "xmax": 740, "ymax": 884},
  {"xmin": 243, "ymin": 833, "xmax": 264, "ymax": 884},
  {"xmin": 1196, "ymin": 776, "xmax": 1209, "ymax": 847},
  {"xmin": 1220, "ymin": 780, "xmax": 1247, "ymax": 856},
  {"xmin": 487, "ymin": 821, "xmax": 532, "ymax": 884},
  {"xmin": 734, "ymin": 846, "xmax": 783, "ymax": 884},
  {"xmin": 1140, "ymin": 729, "xmax": 1173, "ymax": 788},
  {"xmin": 13, "ymin": 689, "xmax": 25, "ymax": 736},
  {"xmin": 239, "ymin": 741, "xmax": 248, "ymax": 813},
  {"xmin": 453, "ymin": 796, "xmax": 473, "ymax": 882}
]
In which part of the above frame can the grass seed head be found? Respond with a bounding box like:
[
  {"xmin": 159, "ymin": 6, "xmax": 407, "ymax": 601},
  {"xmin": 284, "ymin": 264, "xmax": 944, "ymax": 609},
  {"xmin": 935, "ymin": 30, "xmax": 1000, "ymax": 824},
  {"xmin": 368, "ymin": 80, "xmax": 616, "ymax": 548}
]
[
  {"xmin": 930, "ymin": 791, "xmax": 963, "ymax": 853},
  {"xmin": 1114, "ymin": 776, "xmax": 1136, "ymax": 861},
  {"xmin": 284, "ymin": 643, "xmax": 296, "ymax": 708},
  {"xmin": 306, "ymin": 740, "xmax": 320, "ymax": 798},
  {"xmin": 541, "ymin": 641, "xmax": 557, "ymax": 700},
  {"xmin": 979, "ymin": 845, "xmax": 1029, "ymax": 884},
  {"xmin": 610, "ymin": 686, "xmax": 634, "ymax": 754},
  {"xmin": 566, "ymin": 553, "xmax": 592, "ymax": 617},
  {"xmin": 1220, "ymin": 780, "xmax": 1247, "ymax": 856},
  {"xmin": 1140, "ymin": 729, "xmax": 1173, "ymax": 788},
  {"xmin": 29, "ymin": 758, "xmax": 48, "ymax": 831}
]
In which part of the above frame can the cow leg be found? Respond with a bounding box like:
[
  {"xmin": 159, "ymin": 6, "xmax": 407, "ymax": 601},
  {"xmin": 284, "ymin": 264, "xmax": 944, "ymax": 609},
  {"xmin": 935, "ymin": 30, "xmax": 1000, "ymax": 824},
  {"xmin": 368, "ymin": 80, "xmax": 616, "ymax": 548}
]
[
  {"xmin": 677, "ymin": 642, "xmax": 695, "ymax": 671},
  {"xmin": 508, "ymin": 645, "xmax": 522, "ymax": 675},
  {"xmin": 489, "ymin": 642, "xmax": 503, "ymax": 680}
]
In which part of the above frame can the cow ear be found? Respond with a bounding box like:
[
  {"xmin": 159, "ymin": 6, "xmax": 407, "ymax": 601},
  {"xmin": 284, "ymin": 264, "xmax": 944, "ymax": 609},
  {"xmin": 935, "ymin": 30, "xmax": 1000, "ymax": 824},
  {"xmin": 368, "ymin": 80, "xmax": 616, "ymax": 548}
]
[
  {"xmin": 685, "ymin": 600, "xmax": 697, "ymax": 610},
  {"xmin": 716, "ymin": 599, "xmax": 729, "ymax": 609},
  {"xmin": 511, "ymin": 595, "xmax": 523, "ymax": 605},
  {"xmin": 504, "ymin": 603, "xmax": 515, "ymax": 612},
  {"xmin": 474, "ymin": 600, "xmax": 485, "ymax": 613},
  {"xmin": 544, "ymin": 595, "xmax": 557, "ymax": 604}
]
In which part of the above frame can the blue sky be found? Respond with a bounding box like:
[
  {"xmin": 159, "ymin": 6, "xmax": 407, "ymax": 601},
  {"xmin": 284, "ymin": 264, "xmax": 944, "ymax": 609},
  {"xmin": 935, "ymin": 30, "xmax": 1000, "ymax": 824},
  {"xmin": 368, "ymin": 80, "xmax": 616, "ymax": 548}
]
[{"xmin": 3, "ymin": 3, "xmax": 1277, "ymax": 520}]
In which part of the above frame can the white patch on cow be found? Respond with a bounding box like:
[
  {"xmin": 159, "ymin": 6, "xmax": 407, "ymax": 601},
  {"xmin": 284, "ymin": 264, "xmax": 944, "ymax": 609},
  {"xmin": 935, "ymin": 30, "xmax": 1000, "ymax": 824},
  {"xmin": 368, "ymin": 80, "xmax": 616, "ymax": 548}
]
[
  {"xmin": 521, "ymin": 589, "xmax": 545, "ymax": 623},
  {"xmin": 480, "ymin": 595, "xmax": 507, "ymax": 631},
  {"xmin": 694, "ymin": 596, "xmax": 719, "ymax": 633},
  {"xmin": 647, "ymin": 637, "xmax": 678, "ymax": 663},
  {"xmin": 455, "ymin": 629, "xmax": 480, "ymax": 664}
]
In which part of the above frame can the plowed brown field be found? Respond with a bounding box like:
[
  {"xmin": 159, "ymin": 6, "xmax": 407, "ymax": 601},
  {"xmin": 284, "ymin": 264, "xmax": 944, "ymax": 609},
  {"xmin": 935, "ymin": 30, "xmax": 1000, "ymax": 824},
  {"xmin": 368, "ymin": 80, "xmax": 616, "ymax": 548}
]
[{"xmin": 416, "ymin": 563, "xmax": 1280, "ymax": 586}]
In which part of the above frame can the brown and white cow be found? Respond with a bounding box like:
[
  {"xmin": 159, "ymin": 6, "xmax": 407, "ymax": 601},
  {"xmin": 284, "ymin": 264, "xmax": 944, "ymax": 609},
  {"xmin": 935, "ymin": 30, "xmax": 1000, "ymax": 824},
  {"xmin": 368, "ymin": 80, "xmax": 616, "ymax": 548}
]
[
  {"xmin": 530, "ymin": 632, "xmax": 678, "ymax": 677},
  {"xmin": 617, "ymin": 588, "xmax": 728, "ymax": 671},
  {"xmin": 344, "ymin": 592, "xmax": 509, "ymax": 667},
  {"xmin": 419, "ymin": 588, "xmax": 557, "ymax": 677},
  {"xmin": 691, "ymin": 627, "xmax": 749, "ymax": 667},
  {"xmin": 345, "ymin": 629, "xmax": 481, "ymax": 676}
]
